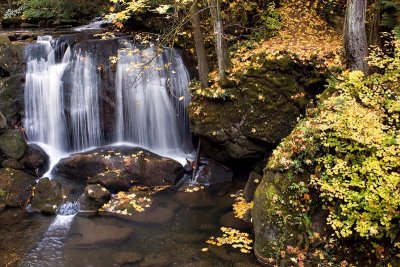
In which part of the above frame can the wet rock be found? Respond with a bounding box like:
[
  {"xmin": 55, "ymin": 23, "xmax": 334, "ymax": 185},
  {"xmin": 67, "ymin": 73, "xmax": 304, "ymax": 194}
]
[
  {"xmin": 113, "ymin": 251, "xmax": 144, "ymax": 265},
  {"xmin": 2, "ymin": 159, "xmax": 24, "ymax": 170},
  {"xmin": 84, "ymin": 184, "xmax": 111, "ymax": 204},
  {"xmin": 88, "ymin": 171, "xmax": 133, "ymax": 192},
  {"xmin": 67, "ymin": 216, "xmax": 134, "ymax": 246},
  {"xmin": 0, "ymin": 129, "xmax": 28, "ymax": 160},
  {"xmin": 195, "ymin": 161, "xmax": 233, "ymax": 185},
  {"xmin": 31, "ymin": 178, "xmax": 63, "ymax": 215},
  {"xmin": 243, "ymin": 172, "xmax": 262, "ymax": 202},
  {"xmin": 219, "ymin": 211, "xmax": 252, "ymax": 230},
  {"xmin": 0, "ymin": 168, "xmax": 35, "ymax": 208},
  {"xmin": 54, "ymin": 146, "xmax": 184, "ymax": 189},
  {"xmin": 20, "ymin": 144, "xmax": 49, "ymax": 177}
]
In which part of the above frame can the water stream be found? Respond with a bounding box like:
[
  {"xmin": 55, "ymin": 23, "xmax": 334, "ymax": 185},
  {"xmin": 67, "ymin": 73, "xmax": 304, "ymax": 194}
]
[{"xmin": 20, "ymin": 33, "xmax": 195, "ymax": 266}]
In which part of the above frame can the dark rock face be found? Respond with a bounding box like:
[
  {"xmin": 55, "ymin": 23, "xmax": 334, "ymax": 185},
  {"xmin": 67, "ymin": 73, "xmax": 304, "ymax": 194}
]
[
  {"xmin": 189, "ymin": 57, "xmax": 325, "ymax": 162},
  {"xmin": 0, "ymin": 168, "xmax": 35, "ymax": 209},
  {"xmin": 30, "ymin": 178, "xmax": 63, "ymax": 214},
  {"xmin": 20, "ymin": 144, "xmax": 50, "ymax": 176},
  {"xmin": 195, "ymin": 161, "xmax": 233, "ymax": 185},
  {"xmin": 0, "ymin": 129, "xmax": 28, "ymax": 160},
  {"xmin": 54, "ymin": 146, "xmax": 184, "ymax": 190},
  {"xmin": 0, "ymin": 36, "xmax": 26, "ymax": 124}
]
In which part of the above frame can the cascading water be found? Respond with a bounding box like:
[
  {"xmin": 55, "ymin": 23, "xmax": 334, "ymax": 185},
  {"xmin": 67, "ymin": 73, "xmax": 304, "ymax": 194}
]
[
  {"xmin": 69, "ymin": 48, "xmax": 102, "ymax": 151},
  {"xmin": 24, "ymin": 36, "xmax": 192, "ymax": 157},
  {"xmin": 24, "ymin": 36, "xmax": 70, "ymax": 152},
  {"xmin": 115, "ymin": 45, "xmax": 192, "ymax": 154}
]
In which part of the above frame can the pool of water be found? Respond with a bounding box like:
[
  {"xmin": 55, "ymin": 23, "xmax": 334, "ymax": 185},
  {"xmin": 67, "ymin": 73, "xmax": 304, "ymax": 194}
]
[{"xmin": 1, "ymin": 181, "xmax": 261, "ymax": 267}]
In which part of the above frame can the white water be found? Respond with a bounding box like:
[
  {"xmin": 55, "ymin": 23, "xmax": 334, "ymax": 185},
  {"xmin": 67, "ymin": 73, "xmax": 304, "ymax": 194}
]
[
  {"xmin": 21, "ymin": 203, "xmax": 79, "ymax": 267},
  {"xmin": 70, "ymin": 48, "xmax": 102, "ymax": 150},
  {"xmin": 115, "ymin": 45, "xmax": 192, "ymax": 155},
  {"xmin": 25, "ymin": 37, "xmax": 192, "ymax": 158},
  {"xmin": 24, "ymin": 36, "xmax": 70, "ymax": 152}
]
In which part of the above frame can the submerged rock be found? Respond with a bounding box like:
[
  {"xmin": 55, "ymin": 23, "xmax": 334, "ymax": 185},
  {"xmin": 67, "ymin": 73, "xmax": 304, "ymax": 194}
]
[
  {"xmin": 113, "ymin": 251, "xmax": 144, "ymax": 265},
  {"xmin": 30, "ymin": 178, "xmax": 63, "ymax": 214},
  {"xmin": 0, "ymin": 129, "xmax": 28, "ymax": 160},
  {"xmin": 0, "ymin": 168, "xmax": 35, "ymax": 208},
  {"xmin": 54, "ymin": 146, "xmax": 184, "ymax": 190},
  {"xmin": 67, "ymin": 216, "xmax": 134, "ymax": 246}
]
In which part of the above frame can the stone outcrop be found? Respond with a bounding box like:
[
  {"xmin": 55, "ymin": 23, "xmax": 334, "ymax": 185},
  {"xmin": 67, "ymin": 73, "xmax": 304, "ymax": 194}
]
[{"xmin": 54, "ymin": 146, "xmax": 184, "ymax": 191}]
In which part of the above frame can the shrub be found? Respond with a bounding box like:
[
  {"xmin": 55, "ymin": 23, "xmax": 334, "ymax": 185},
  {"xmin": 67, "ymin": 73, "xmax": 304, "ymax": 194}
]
[{"xmin": 268, "ymin": 40, "xmax": 400, "ymax": 242}]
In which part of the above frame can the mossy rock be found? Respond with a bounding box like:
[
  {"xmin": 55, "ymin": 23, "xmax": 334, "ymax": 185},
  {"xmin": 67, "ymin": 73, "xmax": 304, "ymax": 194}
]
[
  {"xmin": 189, "ymin": 57, "xmax": 325, "ymax": 162},
  {"xmin": 252, "ymin": 170, "xmax": 326, "ymax": 264},
  {"xmin": 0, "ymin": 168, "xmax": 35, "ymax": 208},
  {"xmin": 0, "ymin": 129, "xmax": 28, "ymax": 160},
  {"xmin": 30, "ymin": 178, "xmax": 63, "ymax": 214}
]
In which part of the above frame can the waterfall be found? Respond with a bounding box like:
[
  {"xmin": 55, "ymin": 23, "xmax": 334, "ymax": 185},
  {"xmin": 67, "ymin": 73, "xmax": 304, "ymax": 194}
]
[
  {"xmin": 24, "ymin": 35, "xmax": 192, "ymax": 158},
  {"xmin": 69, "ymin": 48, "xmax": 102, "ymax": 151},
  {"xmin": 24, "ymin": 36, "xmax": 70, "ymax": 151},
  {"xmin": 115, "ymin": 45, "xmax": 191, "ymax": 154}
]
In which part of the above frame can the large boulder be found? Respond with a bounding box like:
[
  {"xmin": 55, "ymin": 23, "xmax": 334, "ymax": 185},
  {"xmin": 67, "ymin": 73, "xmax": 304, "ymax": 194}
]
[
  {"xmin": 252, "ymin": 170, "xmax": 327, "ymax": 263},
  {"xmin": 0, "ymin": 129, "xmax": 28, "ymax": 160},
  {"xmin": 0, "ymin": 168, "xmax": 35, "ymax": 209},
  {"xmin": 20, "ymin": 144, "xmax": 49, "ymax": 176},
  {"xmin": 189, "ymin": 56, "xmax": 325, "ymax": 162},
  {"xmin": 54, "ymin": 146, "xmax": 184, "ymax": 190},
  {"xmin": 30, "ymin": 178, "xmax": 63, "ymax": 214}
]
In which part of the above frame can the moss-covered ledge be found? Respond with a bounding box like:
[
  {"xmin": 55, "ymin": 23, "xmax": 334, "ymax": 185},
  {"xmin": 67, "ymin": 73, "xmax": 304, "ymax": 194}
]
[{"xmin": 189, "ymin": 56, "xmax": 326, "ymax": 163}]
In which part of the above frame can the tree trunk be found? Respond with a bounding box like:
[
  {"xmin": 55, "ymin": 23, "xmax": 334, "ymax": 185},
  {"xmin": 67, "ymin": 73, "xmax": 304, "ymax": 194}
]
[
  {"xmin": 191, "ymin": 0, "xmax": 209, "ymax": 88},
  {"xmin": 208, "ymin": 0, "xmax": 230, "ymax": 84},
  {"xmin": 344, "ymin": 0, "xmax": 369, "ymax": 74},
  {"xmin": 369, "ymin": 0, "xmax": 381, "ymax": 47},
  {"xmin": 7, "ymin": 0, "xmax": 12, "ymax": 9}
]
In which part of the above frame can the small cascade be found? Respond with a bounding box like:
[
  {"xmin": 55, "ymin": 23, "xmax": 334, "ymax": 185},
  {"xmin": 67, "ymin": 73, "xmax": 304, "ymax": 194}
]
[
  {"xmin": 24, "ymin": 36, "xmax": 70, "ymax": 151},
  {"xmin": 115, "ymin": 45, "xmax": 192, "ymax": 154},
  {"xmin": 69, "ymin": 48, "xmax": 102, "ymax": 150},
  {"xmin": 21, "ymin": 202, "xmax": 79, "ymax": 267}
]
